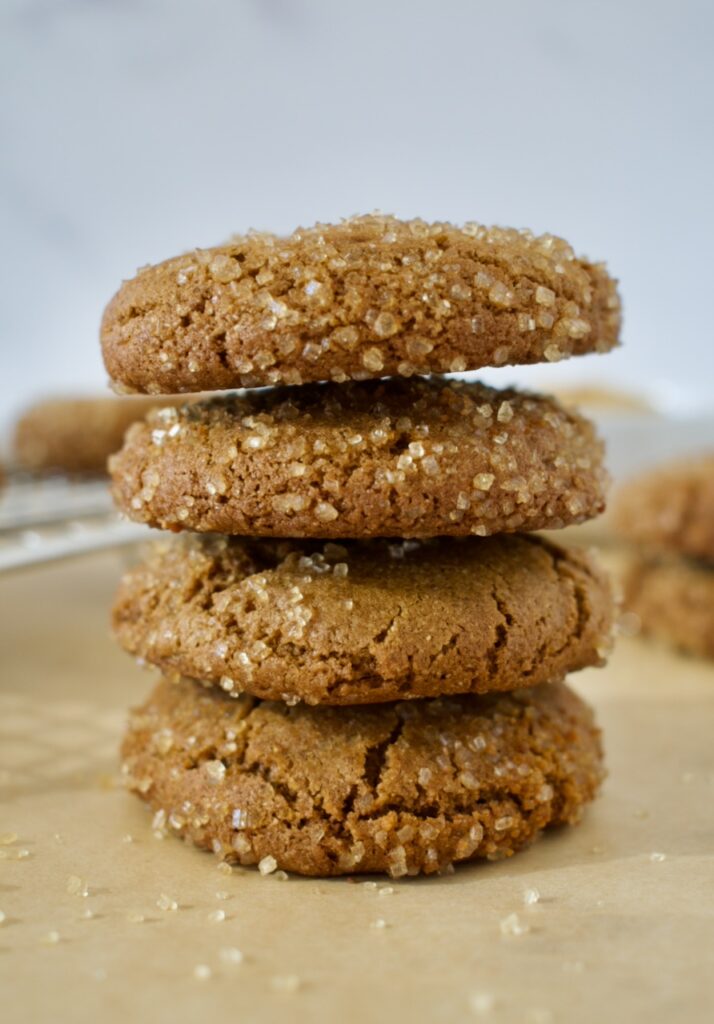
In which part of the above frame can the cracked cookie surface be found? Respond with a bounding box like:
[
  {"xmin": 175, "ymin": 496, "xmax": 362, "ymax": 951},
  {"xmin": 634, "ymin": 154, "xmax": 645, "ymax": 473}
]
[
  {"xmin": 122, "ymin": 675, "xmax": 604, "ymax": 877},
  {"xmin": 102, "ymin": 213, "xmax": 621, "ymax": 394},
  {"xmin": 108, "ymin": 378, "xmax": 607, "ymax": 538},
  {"xmin": 113, "ymin": 533, "xmax": 614, "ymax": 705}
]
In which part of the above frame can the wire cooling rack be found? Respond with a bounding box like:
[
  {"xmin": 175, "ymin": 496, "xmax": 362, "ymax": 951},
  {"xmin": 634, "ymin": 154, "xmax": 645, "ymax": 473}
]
[{"xmin": 0, "ymin": 475, "xmax": 149, "ymax": 573}]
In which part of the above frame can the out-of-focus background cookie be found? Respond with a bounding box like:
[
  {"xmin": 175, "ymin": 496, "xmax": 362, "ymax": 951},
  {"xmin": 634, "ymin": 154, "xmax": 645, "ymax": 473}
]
[
  {"xmin": 12, "ymin": 395, "xmax": 189, "ymax": 477},
  {"xmin": 610, "ymin": 453, "xmax": 714, "ymax": 660},
  {"xmin": 0, "ymin": 394, "xmax": 205, "ymax": 571},
  {"xmin": 526, "ymin": 387, "xmax": 714, "ymax": 663}
]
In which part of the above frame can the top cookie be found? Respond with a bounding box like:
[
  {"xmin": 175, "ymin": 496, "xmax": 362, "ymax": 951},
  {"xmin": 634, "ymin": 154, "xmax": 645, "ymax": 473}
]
[
  {"xmin": 614, "ymin": 454, "xmax": 714, "ymax": 561},
  {"xmin": 101, "ymin": 214, "xmax": 621, "ymax": 394}
]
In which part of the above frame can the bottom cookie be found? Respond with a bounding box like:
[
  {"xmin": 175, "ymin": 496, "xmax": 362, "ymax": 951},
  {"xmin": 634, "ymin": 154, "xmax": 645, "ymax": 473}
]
[
  {"xmin": 625, "ymin": 554, "xmax": 714, "ymax": 660},
  {"xmin": 121, "ymin": 676, "xmax": 604, "ymax": 877}
]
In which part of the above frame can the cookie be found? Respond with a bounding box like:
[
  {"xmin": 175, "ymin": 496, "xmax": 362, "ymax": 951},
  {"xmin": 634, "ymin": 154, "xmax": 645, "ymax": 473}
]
[
  {"xmin": 13, "ymin": 395, "xmax": 187, "ymax": 476},
  {"xmin": 624, "ymin": 555, "xmax": 714, "ymax": 660},
  {"xmin": 614, "ymin": 455, "xmax": 714, "ymax": 561},
  {"xmin": 108, "ymin": 378, "xmax": 607, "ymax": 538},
  {"xmin": 121, "ymin": 675, "xmax": 604, "ymax": 877},
  {"xmin": 113, "ymin": 533, "xmax": 614, "ymax": 705},
  {"xmin": 101, "ymin": 214, "xmax": 621, "ymax": 394}
]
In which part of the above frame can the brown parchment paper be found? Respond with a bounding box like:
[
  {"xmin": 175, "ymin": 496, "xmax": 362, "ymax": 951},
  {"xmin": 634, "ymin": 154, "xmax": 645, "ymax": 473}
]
[{"xmin": 1, "ymin": 551, "xmax": 713, "ymax": 1024}]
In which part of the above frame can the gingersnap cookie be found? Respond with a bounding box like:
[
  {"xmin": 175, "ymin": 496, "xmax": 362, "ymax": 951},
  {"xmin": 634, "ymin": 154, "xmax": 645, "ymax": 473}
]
[
  {"xmin": 113, "ymin": 533, "xmax": 614, "ymax": 705},
  {"xmin": 108, "ymin": 378, "xmax": 607, "ymax": 538},
  {"xmin": 13, "ymin": 395, "xmax": 188, "ymax": 475},
  {"xmin": 101, "ymin": 214, "xmax": 621, "ymax": 394},
  {"xmin": 624, "ymin": 555, "xmax": 714, "ymax": 660},
  {"xmin": 614, "ymin": 455, "xmax": 714, "ymax": 561},
  {"xmin": 122, "ymin": 675, "xmax": 604, "ymax": 877}
]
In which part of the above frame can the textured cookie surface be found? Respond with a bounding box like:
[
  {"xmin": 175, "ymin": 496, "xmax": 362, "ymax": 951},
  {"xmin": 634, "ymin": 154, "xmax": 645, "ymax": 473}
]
[
  {"xmin": 102, "ymin": 214, "xmax": 621, "ymax": 394},
  {"xmin": 113, "ymin": 533, "xmax": 614, "ymax": 705},
  {"xmin": 13, "ymin": 395, "xmax": 186, "ymax": 475},
  {"xmin": 625, "ymin": 555, "xmax": 714, "ymax": 660},
  {"xmin": 122, "ymin": 676, "xmax": 604, "ymax": 877},
  {"xmin": 615, "ymin": 455, "xmax": 714, "ymax": 561},
  {"xmin": 109, "ymin": 378, "xmax": 607, "ymax": 538}
]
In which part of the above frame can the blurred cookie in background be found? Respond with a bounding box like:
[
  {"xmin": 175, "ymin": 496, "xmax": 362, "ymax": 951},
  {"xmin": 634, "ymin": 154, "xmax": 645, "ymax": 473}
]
[
  {"xmin": 12, "ymin": 394, "xmax": 195, "ymax": 476},
  {"xmin": 614, "ymin": 453, "xmax": 714, "ymax": 659},
  {"xmin": 622, "ymin": 555, "xmax": 714, "ymax": 660},
  {"xmin": 614, "ymin": 454, "xmax": 714, "ymax": 562}
]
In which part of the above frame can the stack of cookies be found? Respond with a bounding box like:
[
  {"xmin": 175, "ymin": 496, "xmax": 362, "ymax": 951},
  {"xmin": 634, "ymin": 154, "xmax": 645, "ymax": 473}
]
[
  {"xmin": 615, "ymin": 455, "xmax": 714, "ymax": 660},
  {"xmin": 103, "ymin": 215, "xmax": 621, "ymax": 877}
]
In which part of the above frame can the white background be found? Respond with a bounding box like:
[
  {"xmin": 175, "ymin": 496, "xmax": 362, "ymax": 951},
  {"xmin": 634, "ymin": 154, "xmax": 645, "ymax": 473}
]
[{"xmin": 1, "ymin": 0, "xmax": 712, "ymax": 434}]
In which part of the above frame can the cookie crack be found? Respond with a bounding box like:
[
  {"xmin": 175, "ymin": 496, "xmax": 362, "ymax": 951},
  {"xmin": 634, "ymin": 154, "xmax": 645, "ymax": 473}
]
[
  {"xmin": 212, "ymin": 332, "xmax": 230, "ymax": 371},
  {"xmin": 423, "ymin": 628, "xmax": 463, "ymax": 675},
  {"xmin": 370, "ymin": 605, "xmax": 405, "ymax": 647},
  {"xmin": 522, "ymin": 536, "xmax": 597, "ymax": 655},
  {"xmin": 486, "ymin": 582, "xmax": 512, "ymax": 680},
  {"xmin": 356, "ymin": 784, "xmax": 532, "ymax": 826},
  {"xmin": 362, "ymin": 717, "xmax": 405, "ymax": 795},
  {"xmin": 247, "ymin": 760, "xmax": 300, "ymax": 809}
]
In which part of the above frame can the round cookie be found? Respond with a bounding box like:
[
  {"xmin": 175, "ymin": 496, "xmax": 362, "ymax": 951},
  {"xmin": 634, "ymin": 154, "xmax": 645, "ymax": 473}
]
[
  {"xmin": 108, "ymin": 378, "xmax": 608, "ymax": 538},
  {"xmin": 122, "ymin": 675, "xmax": 604, "ymax": 877},
  {"xmin": 101, "ymin": 213, "xmax": 621, "ymax": 394},
  {"xmin": 614, "ymin": 455, "xmax": 714, "ymax": 561},
  {"xmin": 113, "ymin": 533, "xmax": 614, "ymax": 705},
  {"xmin": 13, "ymin": 395, "xmax": 187, "ymax": 476},
  {"xmin": 624, "ymin": 555, "xmax": 714, "ymax": 660}
]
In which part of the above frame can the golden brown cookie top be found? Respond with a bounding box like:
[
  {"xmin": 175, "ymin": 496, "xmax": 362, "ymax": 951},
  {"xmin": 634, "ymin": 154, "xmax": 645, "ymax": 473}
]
[
  {"xmin": 113, "ymin": 532, "xmax": 614, "ymax": 705},
  {"xmin": 614, "ymin": 454, "xmax": 714, "ymax": 561},
  {"xmin": 102, "ymin": 214, "xmax": 621, "ymax": 394},
  {"xmin": 108, "ymin": 378, "xmax": 608, "ymax": 538},
  {"xmin": 122, "ymin": 676, "xmax": 604, "ymax": 876}
]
